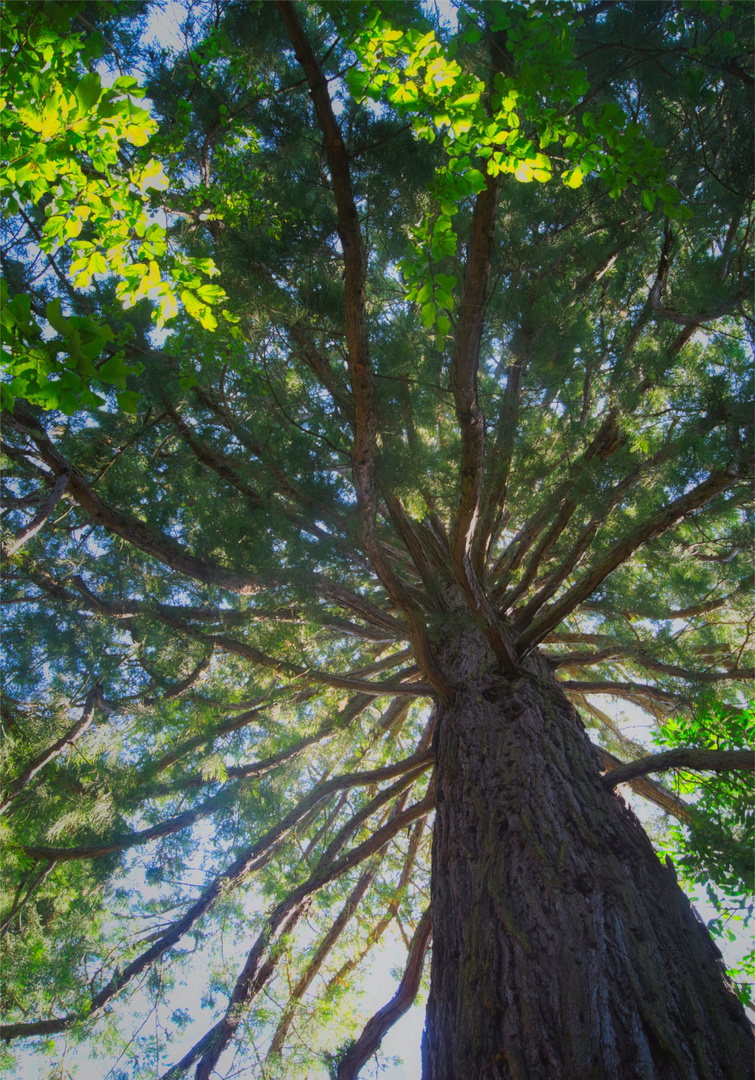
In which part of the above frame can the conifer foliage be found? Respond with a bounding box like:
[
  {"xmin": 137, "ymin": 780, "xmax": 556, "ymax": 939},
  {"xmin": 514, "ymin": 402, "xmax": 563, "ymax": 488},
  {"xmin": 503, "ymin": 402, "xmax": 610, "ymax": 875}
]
[{"xmin": 1, "ymin": 2, "xmax": 753, "ymax": 1078}]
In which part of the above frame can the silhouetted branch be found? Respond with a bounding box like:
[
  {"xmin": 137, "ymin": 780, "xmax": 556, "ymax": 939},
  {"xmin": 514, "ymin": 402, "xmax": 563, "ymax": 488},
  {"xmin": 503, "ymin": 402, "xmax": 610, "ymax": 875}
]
[{"xmin": 337, "ymin": 905, "xmax": 433, "ymax": 1080}]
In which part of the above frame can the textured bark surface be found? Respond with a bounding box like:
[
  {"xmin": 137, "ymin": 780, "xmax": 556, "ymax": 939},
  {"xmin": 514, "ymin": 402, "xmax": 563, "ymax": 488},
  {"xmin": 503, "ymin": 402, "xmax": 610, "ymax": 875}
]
[{"xmin": 422, "ymin": 624, "xmax": 754, "ymax": 1080}]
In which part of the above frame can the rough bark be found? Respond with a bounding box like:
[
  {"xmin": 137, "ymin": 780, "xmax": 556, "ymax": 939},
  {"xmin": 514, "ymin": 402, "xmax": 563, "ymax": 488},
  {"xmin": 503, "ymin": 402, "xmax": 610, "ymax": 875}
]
[{"xmin": 422, "ymin": 624, "xmax": 753, "ymax": 1080}]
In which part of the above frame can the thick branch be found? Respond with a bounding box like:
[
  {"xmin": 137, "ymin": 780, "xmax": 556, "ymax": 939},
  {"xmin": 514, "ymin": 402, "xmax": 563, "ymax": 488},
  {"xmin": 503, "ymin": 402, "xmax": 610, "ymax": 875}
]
[
  {"xmin": 8, "ymin": 410, "xmax": 398, "ymax": 632},
  {"xmin": 517, "ymin": 467, "xmax": 737, "ymax": 652},
  {"xmin": 267, "ymin": 863, "xmax": 379, "ymax": 1058},
  {"xmin": 561, "ymin": 679, "xmax": 687, "ymax": 707},
  {"xmin": 547, "ymin": 645, "xmax": 753, "ymax": 685},
  {"xmin": 6, "ymin": 405, "xmax": 264, "ymax": 595},
  {"xmin": 161, "ymin": 400, "xmax": 264, "ymax": 505},
  {"xmin": 265, "ymin": 783, "xmax": 420, "ymax": 1064},
  {"xmin": 602, "ymin": 748, "xmax": 753, "ymax": 788},
  {"xmin": 0, "ymin": 751, "xmax": 433, "ymax": 1043},
  {"xmin": 451, "ymin": 166, "xmax": 500, "ymax": 568},
  {"xmin": 473, "ymin": 335, "xmax": 527, "ymax": 577},
  {"xmin": 591, "ymin": 744, "xmax": 692, "ymax": 822},
  {"xmin": 147, "ymin": 692, "xmax": 362, "ymax": 782},
  {"xmin": 650, "ymin": 285, "xmax": 748, "ymax": 327},
  {"xmin": 582, "ymin": 572, "xmax": 754, "ymax": 621},
  {"xmin": 187, "ymin": 784, "xmax": 435, "ymax": 1080},
  {"xmin": 18, "ymin": 785, "xmax": 238, "ymax": 863},
  {"xmin": 289, "ymin": 321, "xmax": 355, "ymax": 423},
  {"xmin": 17, "ymin": 748, "xmax": 433, "ymax": 865},
  {"xmin": 505, "ymin": 410, "xmax": 700, "ymax": 623},
  {"xmin": 280, "ymin": 6, "xmax": 450, "ymax": 695},
  {"xmin": 148, "ymin": 612, "xmax": 430, "ymax": 697},
  {"xmin": 337, "ymin": 905, "xmax": 433, "ymax": 1080},
  {"xmin": 326, "ymin": 814, "xmax": 428, "ymax": 992},
  {"xmin": 492, "ymin": 409, "xmax": 622, "ymax": 590},
  {"xmin": 446, "ymin": 167, "xmax": 518, "ymax": 675},
  {"xmin": 501, "ymin": 497, "xmax": 580, "ymax": 615}
]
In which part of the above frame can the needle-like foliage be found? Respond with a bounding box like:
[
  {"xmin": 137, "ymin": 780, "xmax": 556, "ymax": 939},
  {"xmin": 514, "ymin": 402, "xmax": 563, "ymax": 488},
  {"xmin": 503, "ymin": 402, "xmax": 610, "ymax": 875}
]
[{"xmin": 1, "ymin": 3, "xmax": 752, "ymax": 1078}]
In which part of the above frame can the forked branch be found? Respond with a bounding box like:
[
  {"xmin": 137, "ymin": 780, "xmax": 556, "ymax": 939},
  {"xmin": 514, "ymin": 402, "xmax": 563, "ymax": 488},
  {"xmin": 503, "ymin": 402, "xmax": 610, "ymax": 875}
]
[{"xmin": 1, "ymin": 468, "xmax": 69, "ymax": 557}]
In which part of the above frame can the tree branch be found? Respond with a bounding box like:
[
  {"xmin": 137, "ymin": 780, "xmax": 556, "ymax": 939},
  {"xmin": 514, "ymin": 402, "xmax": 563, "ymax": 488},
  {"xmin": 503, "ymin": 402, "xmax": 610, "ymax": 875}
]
[
  {"xmin": 6, "ymin": 405, "xmax": 265, "ymax": 595},
  {"xmin": 517, "ymin": 467, "xmax": 738, "ymax": 652},
  {"xmin": 591, "ymin": 744, "xmax": 692, "ymax": 822},
  {"xmin": 1, "ymin": 683, "xmax": 103, "ymax": 814},
  {"xmin": 264, "ymin": 8, "xmax": 450, "ymax": 695},
  {"xmin": 17, "ymin": 748, "xmax": 434, "ymax": 865},
  {"xmin": 337, "ymin": 905, "xmax": 433, "ymax": 1080},
  {"xmin": 1, "ymin": 468, "xmax": 69, "ymax": 556},
  {"xmin": 161, "ymin": 399, "xmax": 264, "ymax": 506},
  {"xmin": 325, "ymin": 814, "xmax": 428, "ymax": 993},
  {"xmin": 1, "ymin": 751, "xmax": 433, "ymax": 1043},
  {"xmin": 8, "ymin": 408, "xmax": 399, "ymax": 631},
  {"xmin": 602, "ymin": 748, "xmax": 753, "ymax": 788},
  {"xmin": 265, "ymin": 781, "xmax": 421, "ymax": 1065},
  {"xmin": 561, "ymin": 679, "xmax": 687, "ymax": 707},
  {"xmin": 187, "ymin": 785, "xmax": 436, "ymax": 1080},
  {"xmin": 145, "ymin": 610, "xmax": 431, "ymax": 697},
  {"xmin": 473, "ymin": 331, "xmax": 528, "ymax": 577},
  {"xmin": 446, "ymin": 163, "xmax": 519, "ymax": 675},
  {"xmin": 492, "ymin": 408, "xmax": 622, "ymax": 591}
]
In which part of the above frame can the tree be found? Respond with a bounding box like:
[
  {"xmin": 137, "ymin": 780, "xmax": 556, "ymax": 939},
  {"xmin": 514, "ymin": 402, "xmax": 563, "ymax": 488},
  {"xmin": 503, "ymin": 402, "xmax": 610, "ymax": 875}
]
[{"xmin": 1, "ymin": 1, "xmax": 753, "ymax": 1078}]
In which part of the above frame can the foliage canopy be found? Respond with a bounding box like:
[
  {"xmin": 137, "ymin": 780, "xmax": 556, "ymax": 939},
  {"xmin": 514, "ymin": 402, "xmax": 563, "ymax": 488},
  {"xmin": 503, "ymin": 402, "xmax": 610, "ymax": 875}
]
[{"xmin": 1, "ymin": 2, "xmax": 753, "ymax": 1078}]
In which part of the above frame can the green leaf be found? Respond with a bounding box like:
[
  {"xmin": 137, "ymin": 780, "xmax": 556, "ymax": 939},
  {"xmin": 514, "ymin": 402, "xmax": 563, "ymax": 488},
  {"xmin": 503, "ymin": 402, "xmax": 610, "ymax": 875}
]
[
  {"xmin": 467, "ymin": 169, "xmax": 487, "ymax": 193},
  {"xmin": 116, "ymin": 390, "xmax": 140, "ymax": 413},
  {"xmin": 452, "ymin": 93, "xmax": 481, "ymax": 108},
  {"xmin": 196, "ymin": 284, "xmax": 226, "ymax": 305},
  {"xmin": 75, "ymin": 72, "xmax": 102, "ymax": 115},
  {"xmin": 112, "ymin": 75, "xmax": 139, "ymax": 91},
  {"xmin": 657, "ymin": 184, "xmax": 680, "ymax": 203},
  {"xmin": 435, "ymin": 289, "xmax": 453, "ymax": 311},
  {"xmin": 57, "ymin": 389, "xmax": 81, "ymax": 415},
  {"xmin": 421, "ymin": 301, "xmax": 436, "ymax": 328},
  {"xmin": 435, "ymin": 274, "xmax": 456, "ymax": 290},
  {"xmin": 664, "ymin": 202, "xmax": 693, "ymax": 221},
  {"xmin": 46, "ymin": 298, "xmax": 72, "ymax": 337},
  {"xmin": 563, "ymin": 167, "xmax": 584, "ymax": 189}
]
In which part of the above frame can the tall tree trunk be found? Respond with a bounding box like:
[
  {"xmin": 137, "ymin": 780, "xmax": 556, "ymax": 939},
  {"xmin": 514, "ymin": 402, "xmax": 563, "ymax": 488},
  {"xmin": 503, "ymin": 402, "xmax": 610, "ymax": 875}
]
[{"xmin": 422, "ymin": 625, "xmax": 753, "ymax": 1080}]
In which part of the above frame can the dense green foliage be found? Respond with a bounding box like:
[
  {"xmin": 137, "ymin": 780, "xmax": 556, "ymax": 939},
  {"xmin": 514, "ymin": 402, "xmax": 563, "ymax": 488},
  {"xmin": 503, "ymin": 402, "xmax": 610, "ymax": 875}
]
[
  {"xmin": 1, "ymin": 2, "xmax": 752, "ymax": 1078},
  {"xmin": 0, "ymin": 0, "xmax": 226, "ymax": 415},
  {"xmin": 655, "ymin": 704, "xmax": 754, "ymax": 976}
]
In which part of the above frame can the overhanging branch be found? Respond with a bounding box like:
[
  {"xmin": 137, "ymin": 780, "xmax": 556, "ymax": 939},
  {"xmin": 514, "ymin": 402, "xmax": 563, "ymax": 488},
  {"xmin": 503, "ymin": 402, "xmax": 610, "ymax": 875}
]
[
  {"xmin": 602, "ymin": 748, "xmax": 753, "ymax": 788},
  {"xmin": 591, "ymin": 744, "xmax": 692, "ymax": 822}
]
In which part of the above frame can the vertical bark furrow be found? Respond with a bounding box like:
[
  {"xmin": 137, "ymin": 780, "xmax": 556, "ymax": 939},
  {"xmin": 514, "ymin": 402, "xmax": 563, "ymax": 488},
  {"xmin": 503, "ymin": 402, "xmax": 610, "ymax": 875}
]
[{"xmin": 423, "ymin": 630, "xmax": 753, "ymax": 1080}]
